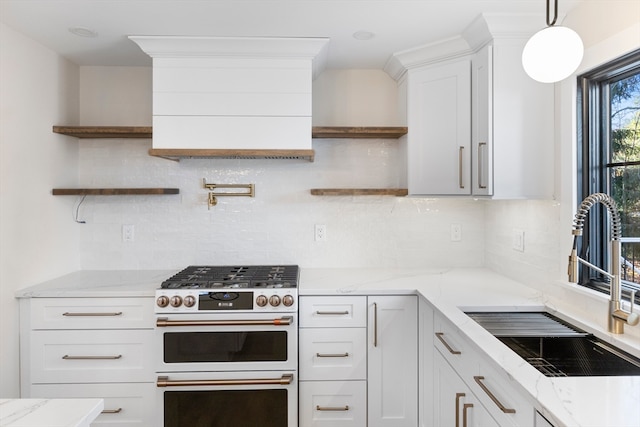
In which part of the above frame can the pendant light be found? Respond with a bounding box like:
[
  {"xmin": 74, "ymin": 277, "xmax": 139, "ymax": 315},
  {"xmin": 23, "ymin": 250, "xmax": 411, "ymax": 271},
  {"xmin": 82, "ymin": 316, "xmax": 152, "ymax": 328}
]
[{"xmin": 522, "ymin": 0, "xmax": 584, "ymax": 83}]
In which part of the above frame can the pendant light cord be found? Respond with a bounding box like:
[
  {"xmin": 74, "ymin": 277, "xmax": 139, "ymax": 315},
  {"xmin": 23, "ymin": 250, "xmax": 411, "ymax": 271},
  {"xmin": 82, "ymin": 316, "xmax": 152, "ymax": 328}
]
[{"xmin": 546, "ymin": 0, "xmax": 558, "ymax": 26}]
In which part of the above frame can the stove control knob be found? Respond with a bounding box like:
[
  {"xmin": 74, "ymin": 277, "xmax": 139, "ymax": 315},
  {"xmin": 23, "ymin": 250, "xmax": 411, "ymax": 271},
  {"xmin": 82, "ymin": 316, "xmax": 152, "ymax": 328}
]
[
  {"xmin": 256, "ymin": 295, "xmax": 268, "ymax": 307},
  {"xmin": 157, "ymin": 295, "xmax": 170, "ymax": 308},
  {"xmin": 269, "ymin": 295, "xmax": 281, "ymax": 307},
  {"xmin": 170, "ymin": 295, "xmax": 183, "ymax": 308},
  {"xmin": 282, "ymin": 295, "xmax": 294, "ymax": 307},
  {"xmin": 183, "ymin": 295, "xmax": 196, "ymax": 308}
]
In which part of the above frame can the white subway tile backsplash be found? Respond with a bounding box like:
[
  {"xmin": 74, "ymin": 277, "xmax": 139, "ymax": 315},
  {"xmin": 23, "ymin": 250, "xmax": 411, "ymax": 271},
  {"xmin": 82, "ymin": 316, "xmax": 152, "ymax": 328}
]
[{"xmin": 77, "ymin": 138, "xmax": 486, "ymax": 269}]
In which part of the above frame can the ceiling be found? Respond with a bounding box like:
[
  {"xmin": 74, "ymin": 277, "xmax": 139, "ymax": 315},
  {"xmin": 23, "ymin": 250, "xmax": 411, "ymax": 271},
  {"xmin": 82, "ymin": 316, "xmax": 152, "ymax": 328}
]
[{"xmin": 0, "ymin": 0, "xmax": 588, "ymax": 69}]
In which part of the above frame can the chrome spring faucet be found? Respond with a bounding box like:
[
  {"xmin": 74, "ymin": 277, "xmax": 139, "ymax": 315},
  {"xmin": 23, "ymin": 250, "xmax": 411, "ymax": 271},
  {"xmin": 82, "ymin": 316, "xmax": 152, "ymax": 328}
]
[{"xmin": 568, "ymin": 193, "xmax": 639, "ymax": 334}]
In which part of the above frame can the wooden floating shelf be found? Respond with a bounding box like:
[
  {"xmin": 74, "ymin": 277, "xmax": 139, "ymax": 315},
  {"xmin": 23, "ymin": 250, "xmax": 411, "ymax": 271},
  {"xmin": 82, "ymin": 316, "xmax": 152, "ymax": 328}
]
[
  {"xmin": 52, "ymin": 188, "xmax": 180, "ymax": 196},
  {"xmin": 53, "ymin": 126, "xmax": 152, "ymax": 138},
  {"xmin": 53, "ymin": 126, "xmax": 407, "ymax": 140},
  {"xmin": 310, "ymin": 188, "xmax": 408, "ymax": 196},
  {"xmin": 312, "ymin": 126, "xmax": 407, "ymax": 139}
]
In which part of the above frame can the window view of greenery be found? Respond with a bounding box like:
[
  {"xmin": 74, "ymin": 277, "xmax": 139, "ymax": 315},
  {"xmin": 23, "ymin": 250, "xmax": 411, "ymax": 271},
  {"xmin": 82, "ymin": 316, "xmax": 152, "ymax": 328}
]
[{"xmin": 610, "ymin": 72, "xmax": 640, "ymax": 285}]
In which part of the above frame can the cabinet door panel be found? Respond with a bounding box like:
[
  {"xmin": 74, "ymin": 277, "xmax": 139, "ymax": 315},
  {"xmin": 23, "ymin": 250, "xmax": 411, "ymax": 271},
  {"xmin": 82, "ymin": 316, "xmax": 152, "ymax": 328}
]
[
  {"xmin": 30, "ymin": 330, "xmax": 154, "ymax": 383},
  {"xmin": 368, "ymin": 295, "xmax": 418, "ymax": 426},
  {"xmin": 299, "ymin": 328, "xmax": 367, "ymax": 380},
  {"xmin": 408, "ymin": 60, "xmax": 471, "ymax": 195},
  {"xmin": 299, "ymin": 380, "xmax": 367, "ymax": 427},
  {"xmin": 30, "ymin": 382, "xmax": 155, "ymax": 427}
]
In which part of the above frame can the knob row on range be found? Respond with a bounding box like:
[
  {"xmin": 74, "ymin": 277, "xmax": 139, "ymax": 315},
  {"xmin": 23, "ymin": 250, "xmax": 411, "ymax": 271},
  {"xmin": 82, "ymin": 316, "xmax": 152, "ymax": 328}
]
[
  {"xmin": 255, "ymin": 294, "xmax": 295, "ymax": 307},
  {"xmin": 156, "ymin": 294, "xmax": 295, "ymax": 308}
]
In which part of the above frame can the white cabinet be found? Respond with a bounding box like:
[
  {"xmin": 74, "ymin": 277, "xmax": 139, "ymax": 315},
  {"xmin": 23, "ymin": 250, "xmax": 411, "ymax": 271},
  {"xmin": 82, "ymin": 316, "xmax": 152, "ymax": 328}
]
[
  {"xmin": 367, "ymin": 295, "xmax": 418, "ymax": 427},
  {"xmin": 299, "ymin": 295, "xmax": 418, "ymax": 427},
  {"xmin": 434, "ymin": 350, "xmax": 499, "ymax": 427},
  {"xmin": 299, "ymin": 296, "xmax": 368, "ymax": 427},
  {"xmin": 471, "ymin": 41, "xmax": 554, "ymax": 198},
  {"xmin": 407, "ymin": 60, "xmax": 472, "ymax": 196},
  {"xmin": 432, "ymin": 311, "xmax": 534, "ymax": 427},
  {"xmin": 19, "ymin": 297, "xmax": 155, "ymax": 426}
]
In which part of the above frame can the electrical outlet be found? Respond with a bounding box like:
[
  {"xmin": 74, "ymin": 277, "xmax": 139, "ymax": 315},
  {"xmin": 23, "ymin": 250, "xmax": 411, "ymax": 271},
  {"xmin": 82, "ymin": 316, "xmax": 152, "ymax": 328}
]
[
  {"xmin": 513, "ymin": 229, "xmax": 525, "ymax": 252},
  {"xmin": 315, "ymin": 224, "xmax": 327, "ymax": 242},
  {"xmin": 450, "ymin": 224, "xmax": 462, "ymax": 242},
  {"xmin": 122, "ymin": 224, "xmax": 135, "ymax": 242}
]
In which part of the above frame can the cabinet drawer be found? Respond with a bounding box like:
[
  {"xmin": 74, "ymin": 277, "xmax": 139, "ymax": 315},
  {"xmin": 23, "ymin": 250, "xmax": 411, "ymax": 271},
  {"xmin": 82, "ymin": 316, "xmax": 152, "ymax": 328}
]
[
  {"xmin": 471, "ymin": 358, "xmax": 533, "ymax": 427},
  {"xmin": 30, "ymin": 330, "xmax": 154, "ymax": 383},
  {"xmin": 433, "ymin": 314, "xmax": 478, "ymax": 380},
  {"xmin": 300, "ymin": 296, "xmax": 367, "ymax": 328},
  {"xmin": 30, "ymin": 298, "xmax": 155, "ymax": 330},
  {"xmin": 299, "ymin": 328, "xmax": 366, "ymax": 380},
  {"xmin": 299, "ymin": 380, "xmax": 367, "ymax": 427},
  {"xmin": 30, "ymin": 382, "xmax": 155, "ymax": 427}
]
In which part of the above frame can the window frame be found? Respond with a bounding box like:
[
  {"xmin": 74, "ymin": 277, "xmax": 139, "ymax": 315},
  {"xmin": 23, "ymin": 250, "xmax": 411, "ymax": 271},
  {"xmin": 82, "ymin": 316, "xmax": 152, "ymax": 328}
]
[{"xmin": 577, "ymin": 48, "xmax": 640, "ymax": 300}]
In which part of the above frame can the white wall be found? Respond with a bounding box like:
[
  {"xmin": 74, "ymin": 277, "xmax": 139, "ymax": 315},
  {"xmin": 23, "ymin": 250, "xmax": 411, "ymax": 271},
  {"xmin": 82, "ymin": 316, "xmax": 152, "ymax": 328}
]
[
  {"xmin": 0, "ymin": 22, "xmax": 80, "ymax": 397},
  {"xmin": 75, "ymin": 67, "xmax": 486, "ymax": 270}
]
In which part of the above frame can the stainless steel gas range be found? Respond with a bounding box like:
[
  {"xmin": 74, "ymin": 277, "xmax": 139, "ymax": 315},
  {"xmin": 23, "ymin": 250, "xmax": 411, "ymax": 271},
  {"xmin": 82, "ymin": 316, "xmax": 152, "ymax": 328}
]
[{"xmin": 154, "ymin": 265, "xmax": 299, "ymax": 427}]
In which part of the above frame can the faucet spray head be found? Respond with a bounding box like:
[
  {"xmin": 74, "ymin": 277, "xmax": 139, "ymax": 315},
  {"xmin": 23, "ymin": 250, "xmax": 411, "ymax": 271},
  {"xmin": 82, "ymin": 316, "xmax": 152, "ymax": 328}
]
[{"xmin": 568, "ymin": 249, "xmax": 579, "ymax": 283}]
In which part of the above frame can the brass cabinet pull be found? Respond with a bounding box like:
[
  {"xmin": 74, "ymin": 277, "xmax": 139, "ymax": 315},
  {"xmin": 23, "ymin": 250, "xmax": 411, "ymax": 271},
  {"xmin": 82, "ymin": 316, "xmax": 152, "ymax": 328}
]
[
  {"xmin": 315, "ymin": 310, "xmax": 349, "ymax": 315},
  {"xmin": 373, "ymin": 302, "xmax": 378, "ymax": 347},
  {"xmin": 156, "ymin": 316, "xmax": 292, "ymax": 327},
  {"xmin": 435, "ymin": 332, "xmax": 461, "ymax": 355},
  {"xmin": 157, "ymin": 373, "xmax": 293, "ymax": 388},
  {"xmin": 455, "ymin": 393, "xmax": 465, "ymax": 427},
  {"xmin": 463, "ymin": 403, "xmax": 474, "ymax": 427},
  {"xmin": 316, "ymin": 352, "xmax": 349, "ymax": 358},
  {"xmin": 459, "ymin": 146, "xmax": 465, "ymax": 189},
  {"xmin": 316, "ymin": 405, "xmax": 350, "ymax": 411},
  {"xmin": 101, "ymin": 408, "xmax": 122, "ymax": 414},
  {"xmin": 62, "ymin": 355, "xmax": 122, "ymax": 360},
  {"xmin": 478, "ymin": 142, "xmax": 487, "ymax": 189},
  {"xmin": 63, "ymin": 312, "xmax": 123, "ymax": 317},
  {"xmin": 474, "ymin": 376, "xmax": 516, "ymax": 413}
]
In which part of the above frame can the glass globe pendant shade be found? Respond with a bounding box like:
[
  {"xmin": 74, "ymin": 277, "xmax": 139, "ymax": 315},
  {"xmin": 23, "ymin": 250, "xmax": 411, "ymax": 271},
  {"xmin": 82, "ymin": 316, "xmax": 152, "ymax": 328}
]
[{"xmin": 522, "ymin": 26, "xmax": 584, "ymax": 83}]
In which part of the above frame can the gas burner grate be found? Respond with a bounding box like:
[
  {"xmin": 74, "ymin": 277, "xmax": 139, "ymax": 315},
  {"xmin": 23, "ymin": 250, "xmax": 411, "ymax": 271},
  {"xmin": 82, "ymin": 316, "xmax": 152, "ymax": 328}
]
[{"xmin": 161, "ymin": 265, "xmax": 299, "ymax": 289}]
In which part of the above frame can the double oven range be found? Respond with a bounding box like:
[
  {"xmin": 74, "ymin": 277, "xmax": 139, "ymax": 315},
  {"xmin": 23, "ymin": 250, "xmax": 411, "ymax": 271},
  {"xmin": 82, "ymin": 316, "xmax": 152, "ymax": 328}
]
[{"xmin": 155, "ymin": 265, "xmax": 299, "ymax": 427}]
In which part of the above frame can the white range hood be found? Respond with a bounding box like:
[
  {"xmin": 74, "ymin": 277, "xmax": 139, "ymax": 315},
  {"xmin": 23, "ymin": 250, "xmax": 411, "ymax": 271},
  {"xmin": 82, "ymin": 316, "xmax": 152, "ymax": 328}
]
[{"xmin": 129, "ymin": 36, "xmax": 329, "ymax": 159}]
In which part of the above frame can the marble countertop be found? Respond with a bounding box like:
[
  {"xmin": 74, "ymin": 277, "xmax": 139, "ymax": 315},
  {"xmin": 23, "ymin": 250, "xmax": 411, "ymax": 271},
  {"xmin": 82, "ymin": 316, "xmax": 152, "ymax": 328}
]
[
  {"xmin": 0, "ymin": 399, "xmax": 103, "ymax": 427},
  {"xmin": 14, "ymin": 267, "xmax": 640, "ymax": 427}
]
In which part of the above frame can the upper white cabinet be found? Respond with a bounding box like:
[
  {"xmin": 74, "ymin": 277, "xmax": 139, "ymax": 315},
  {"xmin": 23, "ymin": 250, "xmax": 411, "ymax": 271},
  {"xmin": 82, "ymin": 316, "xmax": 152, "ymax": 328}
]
[
  {"xmin": 407, "ymin": 60, "xmax": 472, "ymax": 196},
  {"xmin": 389, "ymin": 14, "xmax": 555, "ymax": 199},
  {"xmin": 472, "ymin": 40, "xmax": 554, "ymax": 198},
  {"xmin": 129, "ymin": 36, "xmax": 328, "ymax": 151}
]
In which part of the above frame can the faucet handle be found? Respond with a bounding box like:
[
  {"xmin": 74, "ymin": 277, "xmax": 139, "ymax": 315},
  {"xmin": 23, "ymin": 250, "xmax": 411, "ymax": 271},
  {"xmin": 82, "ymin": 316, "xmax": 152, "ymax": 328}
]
[{"xmin": 627, "ymin": 290, "xmax": 639, "ymax": 326}]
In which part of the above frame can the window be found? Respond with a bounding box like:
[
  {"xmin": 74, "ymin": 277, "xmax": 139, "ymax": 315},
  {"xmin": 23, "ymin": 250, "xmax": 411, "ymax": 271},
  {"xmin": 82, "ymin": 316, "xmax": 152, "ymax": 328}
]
[{"xmin": 578, "ymin": 49, "xmax": 640, "ymax": 302}]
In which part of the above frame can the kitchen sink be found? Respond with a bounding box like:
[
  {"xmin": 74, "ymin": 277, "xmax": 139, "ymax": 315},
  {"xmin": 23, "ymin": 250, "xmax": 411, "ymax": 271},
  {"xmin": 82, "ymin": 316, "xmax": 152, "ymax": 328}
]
[{"xmin": 465, "ymin": 312, "xmax": 640, "ymax": 377}]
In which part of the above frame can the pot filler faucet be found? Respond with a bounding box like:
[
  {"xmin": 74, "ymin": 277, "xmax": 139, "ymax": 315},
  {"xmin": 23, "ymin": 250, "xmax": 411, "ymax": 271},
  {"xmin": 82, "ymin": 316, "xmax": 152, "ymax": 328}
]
[{"xmin": 568, "ymin": 193, "xmax": 639, "ymax": 334}]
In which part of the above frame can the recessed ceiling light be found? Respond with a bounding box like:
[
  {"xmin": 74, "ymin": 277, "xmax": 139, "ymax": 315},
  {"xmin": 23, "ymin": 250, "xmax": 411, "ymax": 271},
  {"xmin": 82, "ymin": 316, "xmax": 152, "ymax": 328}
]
[
  {"xmin": 68, "ymin": 27, "xmax": 98, "ymax": 38},
  {"xmin": 353, "ymin": 31, "xmax": 375, "ymax": 41}
]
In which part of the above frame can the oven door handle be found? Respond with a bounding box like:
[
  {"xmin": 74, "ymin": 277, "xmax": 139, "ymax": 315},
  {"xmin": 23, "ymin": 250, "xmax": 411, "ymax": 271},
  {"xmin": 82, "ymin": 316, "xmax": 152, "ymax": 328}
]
[
  {"xmin": 156, "ymin": 316, "xmax": 293, "ymax": 327},
  {"xmin": 157, "ymin": 373, "xmax": 294, "ymax": 388}
]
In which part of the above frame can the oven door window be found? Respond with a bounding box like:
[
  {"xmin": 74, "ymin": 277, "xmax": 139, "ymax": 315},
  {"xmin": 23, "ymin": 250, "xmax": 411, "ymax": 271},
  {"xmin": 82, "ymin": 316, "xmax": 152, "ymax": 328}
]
[
  {"xmin": 164, "ymin": 331, "xmax": 287, "ymax": 363},
  {"xmin": 164, "ymin": 389, "xmax": 288, "ymax": 427}
]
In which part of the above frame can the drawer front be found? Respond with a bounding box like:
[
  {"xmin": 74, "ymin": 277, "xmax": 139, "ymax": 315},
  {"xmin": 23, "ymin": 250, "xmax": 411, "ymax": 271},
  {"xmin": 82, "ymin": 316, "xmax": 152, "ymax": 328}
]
[
  {"xmin": 299, "ymin": 380, "xmax": 367, "ymax": 427},
  {"xmin": 471, "ymin": 358, "xmax": 533, "ymax": 427},
  {"xmin": 30, "ymin": 330, "xmax": 154, "ymax": 383},
  {"xmin": 299, "ymin": 328, "xmax": 366, "ymax": 381},
  {"xmin": 433, "ymin": 314, "xmax": 478, "ymax": 380},
  {"xmin": 30, "ymin": 382, "xmax": 155, "ymax": 427},
  {"xmin": 299, "ymin": 296, "xmax": 367, "ymax": 328},
  {"xmin": 30, "ymin": 298, "xmax": 155, "ymax": 330}
]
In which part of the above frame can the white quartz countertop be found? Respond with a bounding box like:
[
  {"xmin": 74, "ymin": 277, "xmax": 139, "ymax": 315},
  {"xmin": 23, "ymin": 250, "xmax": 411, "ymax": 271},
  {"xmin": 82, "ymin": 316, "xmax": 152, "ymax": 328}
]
[
  {"xmin": 0, "ymin": 399, "xmax": 103, "ymax": 427},
  {"xmin": 14, "ymin": 267, "xmax": 640, "ymax": 427}
]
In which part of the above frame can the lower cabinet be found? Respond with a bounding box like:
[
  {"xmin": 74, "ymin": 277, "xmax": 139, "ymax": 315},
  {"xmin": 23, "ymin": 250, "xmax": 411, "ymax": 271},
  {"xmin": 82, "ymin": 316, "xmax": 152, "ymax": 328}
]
[
  {"xmin": 434, "ymin": 350, "xmax": 498, "ymax": 427},
  {"xmin": 299, "ymin": 295, "xmax": 418, "ymax": 427},
  {"xmin": 19, "ymin": 297, "xmax": 156, "ymax": 427}
]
